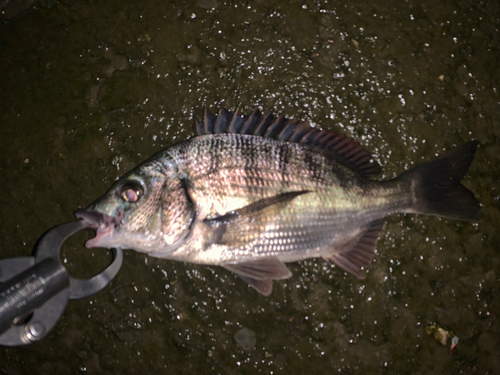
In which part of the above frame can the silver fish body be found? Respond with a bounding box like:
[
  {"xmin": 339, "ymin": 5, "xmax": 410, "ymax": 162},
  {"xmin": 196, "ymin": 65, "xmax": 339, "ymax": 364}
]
[{"xmin": 75, "ymin": 107, "xmax": 480, "ymax": 295}]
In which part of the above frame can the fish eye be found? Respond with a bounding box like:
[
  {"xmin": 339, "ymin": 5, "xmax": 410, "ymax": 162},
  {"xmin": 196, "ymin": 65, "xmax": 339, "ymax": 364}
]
[{"xmin": 119, "ymin": 181, "xmax": 144, "ymax": 203}]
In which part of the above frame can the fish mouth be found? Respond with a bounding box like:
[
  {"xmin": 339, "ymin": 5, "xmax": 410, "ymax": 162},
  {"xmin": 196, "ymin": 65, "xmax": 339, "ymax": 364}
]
[{"xmin": 74, "ymin": 208, "xmax": 122, "ymax": 248}]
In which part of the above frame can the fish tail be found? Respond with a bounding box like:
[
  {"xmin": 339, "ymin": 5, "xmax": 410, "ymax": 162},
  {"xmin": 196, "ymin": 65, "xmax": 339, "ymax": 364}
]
[{"xmin": 400, "ymin": 140, "xmax": 481, "ymax": 221}]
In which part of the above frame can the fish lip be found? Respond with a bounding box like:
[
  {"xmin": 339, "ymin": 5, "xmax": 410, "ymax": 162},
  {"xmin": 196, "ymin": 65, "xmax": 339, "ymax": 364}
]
[{"xmin": 74, "ymin": 208, "xmax": 122, "ymax": 248}]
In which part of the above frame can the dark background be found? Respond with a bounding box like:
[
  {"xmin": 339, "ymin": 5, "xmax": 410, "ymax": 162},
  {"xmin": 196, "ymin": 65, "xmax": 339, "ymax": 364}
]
[{"xmin": 1, "ymin": 0, "xmax": 499, "ymax": 373}]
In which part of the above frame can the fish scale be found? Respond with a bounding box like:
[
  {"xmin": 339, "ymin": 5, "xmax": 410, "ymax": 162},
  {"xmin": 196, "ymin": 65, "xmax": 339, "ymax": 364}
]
[
  {"xmin": 144, "ymin": 134, "xmax": 410, "ymax": 263},
  {"xmin": 75, "ymin": 106, "xmax": 480, "ymax": 296}
]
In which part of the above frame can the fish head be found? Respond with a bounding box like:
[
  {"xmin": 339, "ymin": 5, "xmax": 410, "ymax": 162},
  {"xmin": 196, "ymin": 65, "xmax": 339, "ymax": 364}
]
[{"xmin": 75, "ymin": 156, "xmax": 195, "ymax": 255}]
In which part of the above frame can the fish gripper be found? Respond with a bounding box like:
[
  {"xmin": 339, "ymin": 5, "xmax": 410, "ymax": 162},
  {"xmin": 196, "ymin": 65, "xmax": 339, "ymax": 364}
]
[{"xmin": 0, "ymin": 221, "xmax": 122, "ymax": 346}]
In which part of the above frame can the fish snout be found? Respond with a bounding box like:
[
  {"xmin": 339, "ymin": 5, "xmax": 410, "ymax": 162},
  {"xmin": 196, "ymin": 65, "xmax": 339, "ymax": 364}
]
[
  {"xmin": 74, "ymin": 208, "xmax": 122, "ymax": 231},
  {"xmin": 74, "ymin": 208, "xmax": 123, "ymax": 249}
]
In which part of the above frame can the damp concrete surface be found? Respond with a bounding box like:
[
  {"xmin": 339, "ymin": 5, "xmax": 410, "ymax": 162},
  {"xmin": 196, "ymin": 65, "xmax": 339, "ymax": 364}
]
[{"xmin": 1, "ymin": 0, "xmax": 499, "ymax": 374}]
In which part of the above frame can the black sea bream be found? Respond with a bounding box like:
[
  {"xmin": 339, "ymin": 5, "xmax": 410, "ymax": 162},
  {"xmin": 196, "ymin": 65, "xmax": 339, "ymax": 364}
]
[{"xmin": 75, "ymin": 106, "xmax": 480, "ymax": 295}]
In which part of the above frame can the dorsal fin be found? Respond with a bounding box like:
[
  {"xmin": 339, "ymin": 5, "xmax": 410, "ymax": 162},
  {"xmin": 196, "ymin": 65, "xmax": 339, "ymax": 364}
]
[
  {"xmin": 203, "ymin": 107, "xmax": 215, "ymax": 135},
  {"xmin": 228, "ymin": 104, "xmax": 244, "ymax": 134},
  {"xmin": 214, "ymin": 104, "xmax": 230, "ymax": 134},
  {"xmin": 193, "ymin": 106, "xmax": 382, "ymax": 178},
  {"xmin": 241, "ymin": 107, "xmax": 261, "ymax": 134}
]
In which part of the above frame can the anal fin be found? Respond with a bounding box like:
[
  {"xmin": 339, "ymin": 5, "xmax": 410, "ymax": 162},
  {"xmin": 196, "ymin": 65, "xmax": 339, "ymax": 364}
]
[
  {"xmin": 222, "ymin": 258, "xmax": 292, "ymax": 296},
  {"xmin": 324, "ymin": 219, "xmax": 385, "ymax": 279}
]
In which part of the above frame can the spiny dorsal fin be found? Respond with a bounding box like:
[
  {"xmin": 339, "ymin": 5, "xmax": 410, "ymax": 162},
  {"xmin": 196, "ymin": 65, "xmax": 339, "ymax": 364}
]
[
  {"xmin": 241, "ymin": 107, "xmax": 261, "ymax": 134},
  {"xmin": 214, "ymin": 104, "xmax": 230, "ymax": 134},
  {"xmin": 193, "ymin": 115, "xmax": 204, "ymax": 136},
  {"xmin": 203, "ymin": 106, "xmax": 215, "ymax": 135},
  {"xmin": 194, "ymin": 106, "xmax": 382, "ymax": 178},
  {"xmin": 228, "ymin": 103, "xmax": 244, "ymax": 134}
]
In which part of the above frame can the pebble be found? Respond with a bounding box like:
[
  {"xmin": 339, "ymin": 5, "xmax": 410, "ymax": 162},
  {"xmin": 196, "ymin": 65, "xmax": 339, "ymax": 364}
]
[{"xmin": 233, "ymin": 327, "xmax": 256, "ymax": 351}]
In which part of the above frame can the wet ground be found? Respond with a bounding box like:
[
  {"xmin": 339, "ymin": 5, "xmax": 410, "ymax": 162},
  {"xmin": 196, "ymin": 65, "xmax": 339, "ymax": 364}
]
[{"xmin": 1, "ymin": 0, "xmax": 499, "ymax": 373}]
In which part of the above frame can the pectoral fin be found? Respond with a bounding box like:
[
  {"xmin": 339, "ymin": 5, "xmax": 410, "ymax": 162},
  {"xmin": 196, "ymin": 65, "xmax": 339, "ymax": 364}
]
[
  {"xmin": 222, "ymin": 258, "xmax": 292, "ymax": 296},
  {"xmin": 324, "ymin": 219, "xmax": 385, "ymax": 279},
  {"xmin": 205, "ymin": 191, "xmax": 309, "ymax": 247}
]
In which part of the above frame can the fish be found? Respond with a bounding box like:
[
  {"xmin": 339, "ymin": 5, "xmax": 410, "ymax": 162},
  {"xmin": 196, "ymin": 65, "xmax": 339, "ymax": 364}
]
[{"xmin": 75, "ymin": 105, "xmax": 481, "ymax": 296}]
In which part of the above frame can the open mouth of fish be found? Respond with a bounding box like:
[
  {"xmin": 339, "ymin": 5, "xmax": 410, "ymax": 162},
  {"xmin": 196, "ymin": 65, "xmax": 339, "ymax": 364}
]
[{"xmin": 74, "ymin": 209, "xmax": 122, "ymax": 248}]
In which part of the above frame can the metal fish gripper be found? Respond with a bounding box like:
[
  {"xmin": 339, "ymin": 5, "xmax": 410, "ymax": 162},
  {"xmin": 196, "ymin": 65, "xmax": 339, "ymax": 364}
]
[{"xmin": 0, "ymin": 221, "xmax": 123, "ymax": 346}]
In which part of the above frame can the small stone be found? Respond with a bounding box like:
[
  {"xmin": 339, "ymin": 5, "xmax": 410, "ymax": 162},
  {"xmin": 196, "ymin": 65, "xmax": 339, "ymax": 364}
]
[{"xmin": 233, "ymin": 327, "xmax": 256, "ymax": 351}]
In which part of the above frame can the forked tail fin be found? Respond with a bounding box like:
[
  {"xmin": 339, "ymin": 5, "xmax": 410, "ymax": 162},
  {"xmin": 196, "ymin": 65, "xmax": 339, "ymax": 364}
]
[{"xmin": 400, "ymin": 141, "xmax": 481, "ymax": 221}]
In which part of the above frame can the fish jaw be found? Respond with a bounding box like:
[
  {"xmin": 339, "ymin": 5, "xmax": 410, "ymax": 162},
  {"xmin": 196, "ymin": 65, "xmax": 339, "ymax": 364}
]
[{"xmin": 74, "ymin": 208, "xmax": 122, "ymax": 249}]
